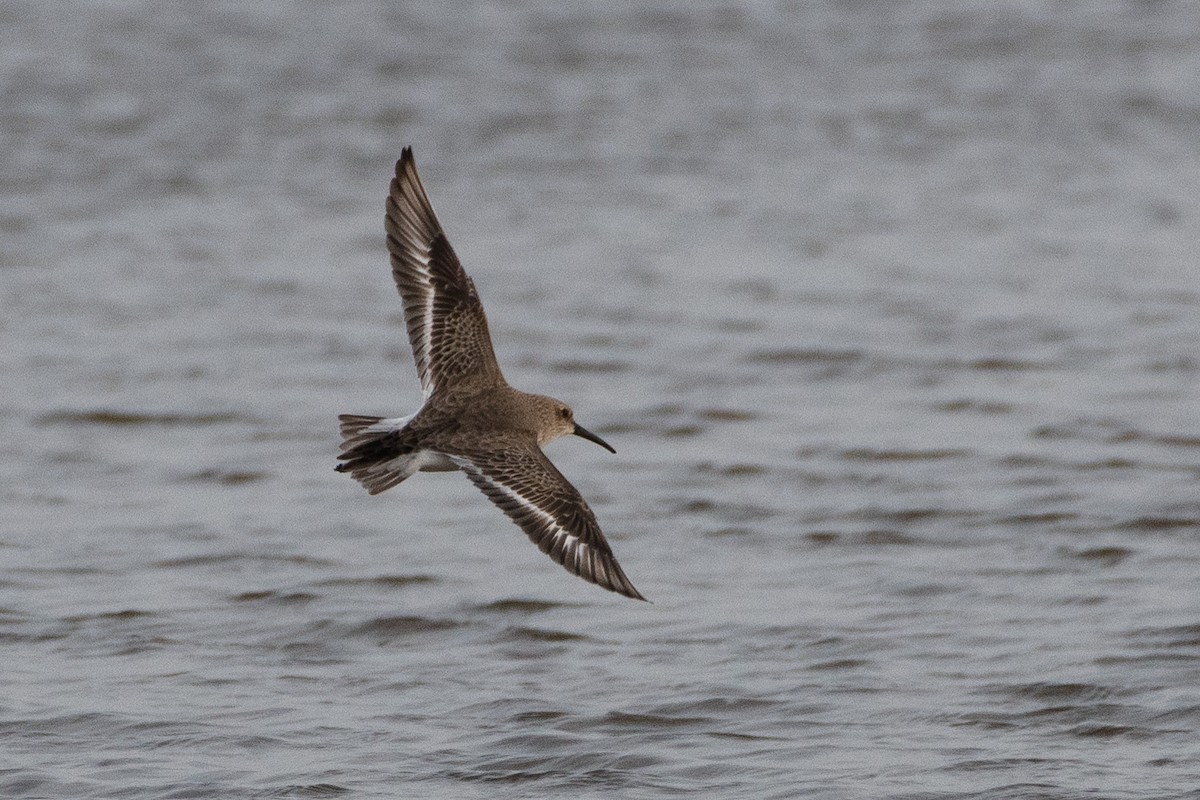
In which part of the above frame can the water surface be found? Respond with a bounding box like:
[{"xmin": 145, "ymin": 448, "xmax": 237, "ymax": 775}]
[{"xmin": 3, "ymin": 2, "xmax": 1200, "ymax": 797}]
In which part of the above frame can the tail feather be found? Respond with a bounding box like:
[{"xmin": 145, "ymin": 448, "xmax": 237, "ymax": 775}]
[
  {"xmin": 338, "ymin": 414, "xmax": 388, "ymax": 450},
  {"xmin": 336, "ymin": 414, "xmax": 417, "ymax": 495}
]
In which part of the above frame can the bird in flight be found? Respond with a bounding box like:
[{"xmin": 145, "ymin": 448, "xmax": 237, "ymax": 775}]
[{"xmin": 336, "ymin": 148, "xmax": 645, "ymax": 601}]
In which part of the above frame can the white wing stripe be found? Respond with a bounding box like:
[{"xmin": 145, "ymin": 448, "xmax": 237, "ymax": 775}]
[{"xmin": 452, "ymin": 457, "xmax": 592, "ymax": 563}]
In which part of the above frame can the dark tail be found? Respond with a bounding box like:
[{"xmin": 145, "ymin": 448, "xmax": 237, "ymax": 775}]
[{"xmin": 335, "ymin": 414, "xmax": 414, "ymax": 495}]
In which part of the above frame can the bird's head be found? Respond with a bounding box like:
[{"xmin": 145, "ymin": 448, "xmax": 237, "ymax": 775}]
[{"xmin": 532, "ymin": 395, "xmax": 616, "ymax": 453}]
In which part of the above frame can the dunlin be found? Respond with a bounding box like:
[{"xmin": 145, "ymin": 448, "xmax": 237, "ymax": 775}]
[{"xmin": 336, "ymin": 147, "xmax": 645, "ymax": 601}]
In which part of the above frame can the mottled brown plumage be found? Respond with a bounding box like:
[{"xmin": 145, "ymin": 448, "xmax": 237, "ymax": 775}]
[{"xmin": 337, "ymin": 148, "xmax": 645, "ymax": 601}]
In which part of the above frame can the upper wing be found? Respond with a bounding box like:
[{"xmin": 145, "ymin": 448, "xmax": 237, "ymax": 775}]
[
  {"xmin": 385, "ymin": 148, "xmax": 504, "ymax": 397},
  {"xmin": 448, "ymin": 441, "xmax": 646, "ymax": 601}
]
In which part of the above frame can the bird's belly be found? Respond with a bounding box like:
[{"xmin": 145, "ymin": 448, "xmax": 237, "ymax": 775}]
[{"xmin": 414, "ymin": 450, "xmax": 459, "ymax": 472}]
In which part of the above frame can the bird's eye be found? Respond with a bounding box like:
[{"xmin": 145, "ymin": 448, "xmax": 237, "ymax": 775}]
[{"xmin": 560, "ymin": 407, "xmax": 571, "ymax": 419}]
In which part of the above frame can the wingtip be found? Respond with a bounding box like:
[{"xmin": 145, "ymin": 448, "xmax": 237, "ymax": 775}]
[
  {"xmin": 604, "ymin": 566, "xmax": 648, "ymax": 602},
  {"xmin": 396, "ymin": 146, "xmax": 415, "ymax": 174},
  {"xmin": 620, "ymin": 580, "xmax": 650, "ymax": 603}
]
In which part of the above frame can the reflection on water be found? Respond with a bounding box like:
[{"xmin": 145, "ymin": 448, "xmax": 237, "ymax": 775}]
[{"xmin": 4, "ymin": 1, "xmax": 1200, "ymax": 797}]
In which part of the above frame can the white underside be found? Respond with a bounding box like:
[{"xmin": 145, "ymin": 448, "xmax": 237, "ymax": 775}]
[
  {"xmin": 405, "ymin": 449, "xmax": 459, "ymax": 473},
  {"xmin": 371, "ymin": 412, "xmax": 458, "ymax": 474}
]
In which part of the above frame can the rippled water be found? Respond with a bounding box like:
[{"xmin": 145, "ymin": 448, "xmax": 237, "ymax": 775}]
[{"xmin": 4, "ymin": 1, "xmax": 1200, "ymax": 797}]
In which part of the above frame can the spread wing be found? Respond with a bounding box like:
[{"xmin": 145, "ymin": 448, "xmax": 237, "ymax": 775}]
[
  {"xmin": 447, "ymin": 440, "xmax": 646, "ymax": 601},
  {"xmin": 385, "ymin": 148, "xmax": 504, "ymax": 397}
]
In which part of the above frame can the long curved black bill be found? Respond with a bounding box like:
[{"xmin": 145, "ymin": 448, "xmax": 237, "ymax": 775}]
[{"xmin": 573, "ymin": 423, "xmax": 616, "ymax": 454}]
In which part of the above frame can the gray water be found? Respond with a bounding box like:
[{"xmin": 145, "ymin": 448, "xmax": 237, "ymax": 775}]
[{"xmin": 4, "ymin": 1, "xmax": 1200, "ymax": 797}]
